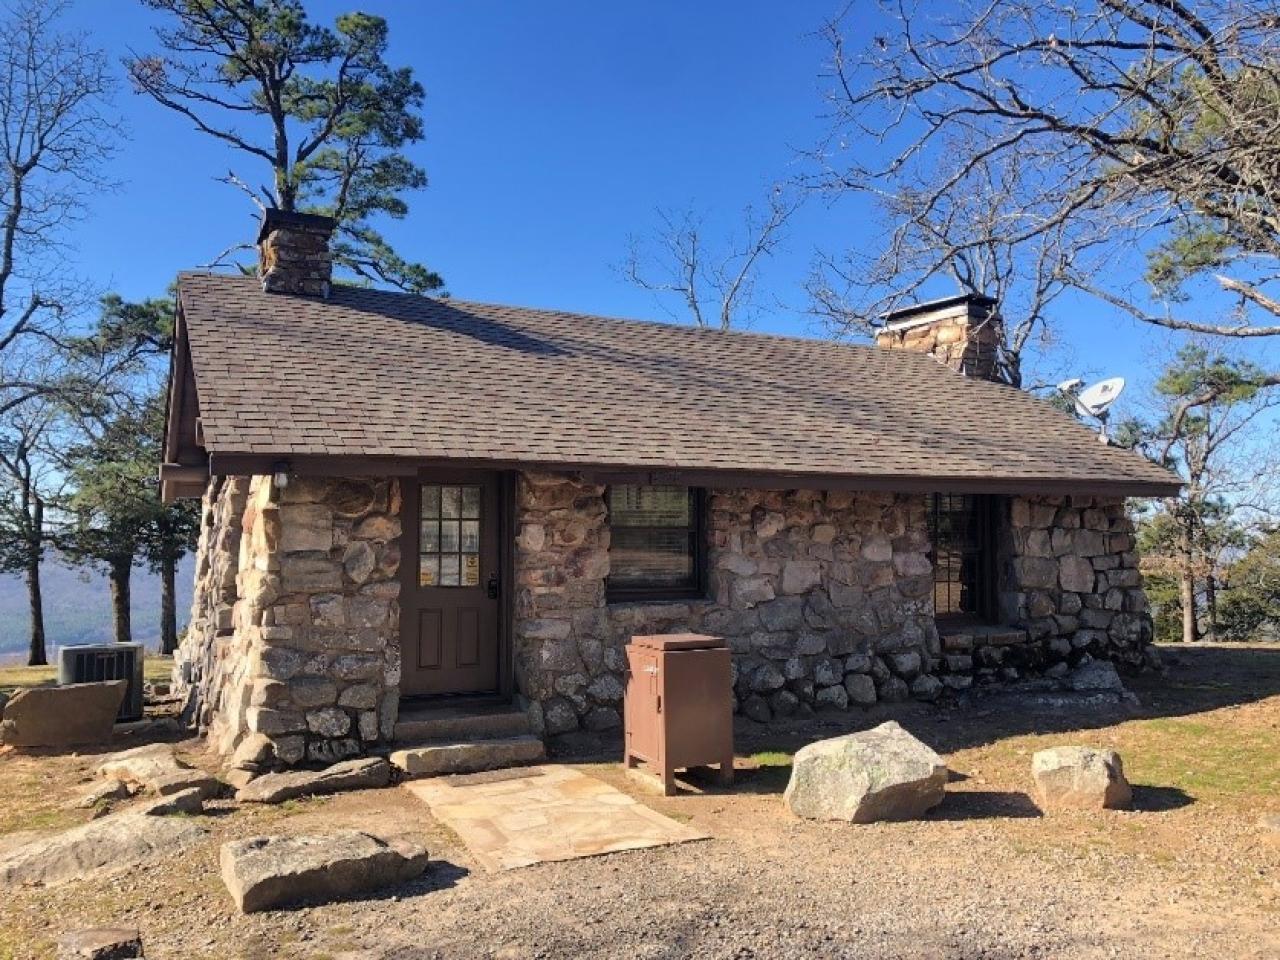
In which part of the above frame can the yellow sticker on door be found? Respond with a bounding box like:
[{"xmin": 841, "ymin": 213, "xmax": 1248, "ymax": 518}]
[{"xmin": 463, "ymin": 555, "xmax": 480, "ymax": 586}]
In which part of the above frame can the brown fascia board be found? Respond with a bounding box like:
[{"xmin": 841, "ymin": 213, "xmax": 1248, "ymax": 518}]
[{"xmin": 206, "ymin": 451, "xmax": 1182, "ymax": 500}]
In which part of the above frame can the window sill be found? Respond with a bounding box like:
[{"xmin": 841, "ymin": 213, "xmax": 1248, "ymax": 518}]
[{"xmin": 605, "ymin": 591, "xmax": 708, "ymax": 607}]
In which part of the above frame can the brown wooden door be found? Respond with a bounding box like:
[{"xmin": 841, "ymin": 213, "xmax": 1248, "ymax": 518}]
[{"xmin": 400, "ymin": 473, "xmax": 501, "ymax": 696}]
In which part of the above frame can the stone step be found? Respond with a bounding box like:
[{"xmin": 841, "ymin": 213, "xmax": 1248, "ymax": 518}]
[
  {"xmin": 389, "ymin": 735, "xmax": 546, "ymax": 779},
  {"xmin": 393, "ymin": 707, "xmax": 531, "ymax": 744}
]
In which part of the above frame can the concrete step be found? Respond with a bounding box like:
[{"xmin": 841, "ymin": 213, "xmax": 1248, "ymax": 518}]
[
  {"xmin": 389, "ymin": 735, "xmax": 546, "ymax": 778},
  {"xmin": 393, "ymin": 707, "xmax": 530, "ymax": 744}
]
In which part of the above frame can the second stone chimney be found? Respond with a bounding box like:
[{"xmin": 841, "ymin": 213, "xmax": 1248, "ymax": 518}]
[
  {"xmin": 875, "ymin": 293, "xmax": 1003, "ymax": 381},
  {"xmin": 258, "ymin": 209, "xmax": 337, "ymax": 298}
]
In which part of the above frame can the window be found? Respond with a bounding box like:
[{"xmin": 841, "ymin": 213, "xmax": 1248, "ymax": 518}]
[
  {"xmin": 418, "ymin": 483, "xmax": 482, "ymax": 587},
  {"xmin": 606, "ymin": 485, "xmax": 705, "ymax": 601},
  {"xmin": 926, "ymin": 493, "xmax": 999, "ymax": 621}
]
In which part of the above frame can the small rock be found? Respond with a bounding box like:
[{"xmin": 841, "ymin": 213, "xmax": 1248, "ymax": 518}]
[
  {"xmin": 844, "ymin": 673, "xmax": 877, "ymax": 707},
  {"xmin": 236, "ymin": 757, "xmax": 390, "ymax": 804},
  {"xmin": 741, "ymin": 695, "xmax": 771, "ymax": 723},
  {"xmin": 97, "ymin": 743, "xmax": 220, "ymax": 799},
  {"xmin": 877, "ymin": 676, "xmax": 910, "ymax": 702},
  {"xmin": 815, "ymin": 684, "xmax": 848, "ymax": 710},
  {"xmin": 1062, "ymin": 660, "xmax": 1126, "ymax": 694},
  {"xmin": 220, "ymin": 831, "xmax": 428, "ymax": 913},
  {"xmin": 1031, "ymin": 746, "xmax": 1132, "ymax": 811},
  {"xmin": 910, "ymin": 675, "xmax": 943, "ymax": 702},
  {"xmin": 783, "ymin": 720, "xmax": 947, "ymax": 822},
  {"xmin": 134, "ymin": 787, "xmax": 204, "ymax": 817},
  {"xmin": 65, "ymin": 780, "xmax": 134, "ymax": 811},
  {"xmin": 56, "ymin": 927, "xmax": 143, "ymax": 959}
]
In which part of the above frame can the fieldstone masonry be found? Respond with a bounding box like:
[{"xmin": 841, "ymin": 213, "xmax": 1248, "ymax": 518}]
[
  {"xmin": 512, "ymin": 473, "xmax": 1154, "ymax": 733},
  {"xmin": 177, "ymin": 468, "xmax": 1155, "ymax": 762},
  {"xmin": 175, "ymin": 476, "xmax": 402, "ymax": 772}
]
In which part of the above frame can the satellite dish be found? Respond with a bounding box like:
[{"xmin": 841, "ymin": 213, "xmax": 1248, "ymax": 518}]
[
  {"xmin": 1068, "ymin": 377, "xmax": 1126, "ymax": 444},
  {"xmin": 1074, "ymin": 377, "xmax": 1125, "ymax": 417}
]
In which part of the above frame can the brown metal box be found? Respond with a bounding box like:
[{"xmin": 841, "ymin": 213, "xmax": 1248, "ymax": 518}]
[{"xmin": 623, "ymin": 633, "xmax": 734, "ymax": 795}]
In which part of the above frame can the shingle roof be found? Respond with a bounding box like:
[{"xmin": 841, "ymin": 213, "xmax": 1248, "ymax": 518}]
[{"xmin": 173, "ymin": 273, "xmax": 1179, "ymax": 495}]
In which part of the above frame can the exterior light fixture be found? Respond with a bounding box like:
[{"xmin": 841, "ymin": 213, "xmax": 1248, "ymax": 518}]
[{"xmin": 272, "ymin": 460, "xmax": 291, "ymax": 490}]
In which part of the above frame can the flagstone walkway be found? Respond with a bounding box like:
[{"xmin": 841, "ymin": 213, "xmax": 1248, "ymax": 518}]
[{"xmin": 402, "ymin": 764, "xmax": 707, "ymax": 871}]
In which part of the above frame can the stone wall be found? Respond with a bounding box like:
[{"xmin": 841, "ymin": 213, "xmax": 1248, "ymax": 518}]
[
  {"xmin": 174, "ymin": 475, "xmax": 403, "ymax": 773},
  {"xmin": 178, "ymin": 467, "xmax": 1156, "ymax": 760},
  {"xmin": 1002, "ymin": 495, "xmax": 1152, "ymax": 669},
  {"xmin": 513, "ymin": 473, "xmax": 941, "ymax": 734},
  {"xmin": 175, "ymin": 475, "xmax": 250, "ymax": 747},
  {"xmin": 513, "ymin": 473, "xmax": 1156, "ymax": 735}
]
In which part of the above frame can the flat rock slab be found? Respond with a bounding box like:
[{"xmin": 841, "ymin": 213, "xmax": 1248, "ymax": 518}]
[
  {"xmin": 236, "ymin": 757, "xmax": 390, "ymax": 804},
  {"xmin": 0, "ymin": 681, "xmax": 126, "ymax": 748},
  {"xmin": 220, "ymin": 831, "xmax": 428, "ymax": 913},
  {"xmin": 403, "ymin": 764, "xmax": 707, "ymax": 872},
  {"xmin": 96, "ymin": 743, "xmax": 220, "ymax": 798},
  {"xmin": 56, "ymin": 927, "xmax": 143, "ymax": 959},
  {"xmin": 0, "ymin": 813, "xmax": 206, "ymax": 887},
  {"xmin": 390, "ymin": 735, "xmax": 545, "ymax": 778},
  {"xmin": 784, "ymin": 720, "xmax": 948, "ymax": 822},
  {"xmin": 1032, "ymin": 746, "xmax": 1132, "ymax": 811}
]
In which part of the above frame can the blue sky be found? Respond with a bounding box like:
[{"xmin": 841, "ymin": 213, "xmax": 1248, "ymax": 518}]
[{"xmin": 59, "ymin": 1, "xmax": 1277, "ymax": 422}]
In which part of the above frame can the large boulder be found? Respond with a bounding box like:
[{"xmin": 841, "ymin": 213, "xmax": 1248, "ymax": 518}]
[
  {"xmin": 220, "ymin": 831, "xmax": 429, "ymax": 913},
  {"xmin": 783, "ymin": 721, "xmax": 948, "ymax": 822},
  {"xmin": 0, "ymin": 681, "xmax": 125, "ymax": 748},
  {"xmin": 1031, "ymin": 746, "xmax": 1132, "ymax": 811},
  {"xmin": 236, "ymin": 757, "xmax": 391, "ymax": 804},
  {"xmin": 0, "ymin": 813, "xmax": 205, "ymax": 887},
  {"xmin": 96, "ymin": 743, "xmax": 221, "ymax": 799}
]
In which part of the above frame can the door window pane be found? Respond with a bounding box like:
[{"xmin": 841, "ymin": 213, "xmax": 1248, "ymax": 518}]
[{"xmin": 420, "ymin": 484, "xmax": 482, "ymax": 589}]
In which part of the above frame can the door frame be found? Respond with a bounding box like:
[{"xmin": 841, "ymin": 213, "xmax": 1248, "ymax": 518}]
[{"xmin": 397, "ymin": 466, "xmax": 516, "ymax": 702}]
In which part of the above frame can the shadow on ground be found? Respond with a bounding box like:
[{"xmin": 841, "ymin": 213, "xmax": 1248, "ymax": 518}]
[{"xmin": 552, "ymin": 644, "xmax": 1279, "ymax": 803}]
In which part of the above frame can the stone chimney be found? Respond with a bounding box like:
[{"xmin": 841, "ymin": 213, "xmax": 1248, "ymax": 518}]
[
  {"xmin": 875, "ymin": 293, "xmax": 1003, "ymax": 381},
  {"xmin": 257, "ymin": 209, "xmax": 336, "ymax": 297}
]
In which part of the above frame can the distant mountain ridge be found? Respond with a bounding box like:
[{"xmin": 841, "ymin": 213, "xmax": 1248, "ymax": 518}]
[{"xmin": 0, "ymin": 554, "xmax": 194, "ymax": 658}]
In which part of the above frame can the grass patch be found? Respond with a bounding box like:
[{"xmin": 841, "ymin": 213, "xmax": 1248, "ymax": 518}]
[
  {"xmin": 748, "ymin": 751, "xmax": 793, "ymax": 768},
  {"xmin": 971, "ymin": 710, "xmax": 1280, "ymax": 806},
  {"xmin": 0, "ymin": 655, "xmax": 173, "ymax": 692}
]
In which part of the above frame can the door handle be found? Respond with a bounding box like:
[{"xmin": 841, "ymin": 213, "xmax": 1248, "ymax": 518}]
[{"xmin": 486, "ymin": 574, "xmax": 499, "ymax": 599}]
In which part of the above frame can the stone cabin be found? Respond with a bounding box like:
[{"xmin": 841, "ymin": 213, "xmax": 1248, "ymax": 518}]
[{"xmin": 160, "ymin": 210, "xmax": 1179, "ymax": 776}]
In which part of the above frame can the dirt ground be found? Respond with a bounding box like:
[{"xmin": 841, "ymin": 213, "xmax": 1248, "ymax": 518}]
[{"xmin": 2, "ymin": 643, "xmax": 1278, "ymax": 960}]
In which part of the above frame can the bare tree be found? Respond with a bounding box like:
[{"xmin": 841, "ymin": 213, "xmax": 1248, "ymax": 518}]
[
  {"xmin": 809, "ymin": 140, "xmax": 1108, "ymax": 387},
  {"xmin": 0, "ymin": 395, "xmax": 63, "ymax": 665},
  {"xmin": 816, "ymin": 0, "xmax": 1280, "ymax": 371},
  {"xmin": 622, "ymin": 187, "xmax": 800, "ymax": 330},
  {"xmin": 0, "ymin": 0, "xmax": 114, "ymax": 414}
]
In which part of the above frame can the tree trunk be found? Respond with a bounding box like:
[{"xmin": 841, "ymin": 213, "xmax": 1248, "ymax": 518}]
[
  {"xmin": 160, "ymin": 553, "xmax": 177, "ymax": 655},
  {"xmin": 25, "ymin": 549, "xmax": 45, "ymax": 666},
  {"xmin": 1203, "ymin": 573, "xmax": 1219, "ymax": 643},
  {"xmin": 1178, "ymin": 523, "xmax": 1200, "ymax": 644},
  {"xmin": 108, "ymin": 556, "xmax": 133, "ymax": 645}
]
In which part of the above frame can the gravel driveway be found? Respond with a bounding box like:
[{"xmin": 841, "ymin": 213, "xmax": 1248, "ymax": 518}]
[{"xmin": 2, "ymin": 644, "xmax": 1277, "ymax": 959}]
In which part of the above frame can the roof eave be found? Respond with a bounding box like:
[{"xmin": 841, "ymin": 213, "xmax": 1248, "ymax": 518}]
[{"xmin": 204, "ymin": 450, "xmax": 1182, "ymax": 500}]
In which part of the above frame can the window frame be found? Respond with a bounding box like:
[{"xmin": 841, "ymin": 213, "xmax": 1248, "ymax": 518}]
[
  {"xmin": 604, "ymin": 485, "xmax": 709, "ymax": 603},
  {"xmin": 926, "ymin": 493, "xmax": 1002, "ymax": 624}
]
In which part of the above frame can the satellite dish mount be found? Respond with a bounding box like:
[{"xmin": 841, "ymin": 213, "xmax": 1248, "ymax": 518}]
[{"xmin": 1058, "ymin": 377, "xmax": 1126, "ymax": 444}]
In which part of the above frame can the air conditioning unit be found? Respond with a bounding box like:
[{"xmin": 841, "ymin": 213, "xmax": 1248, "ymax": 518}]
[{"xmin": 57, "ymin": 643, "xmax": 145, "ymax": 723}]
